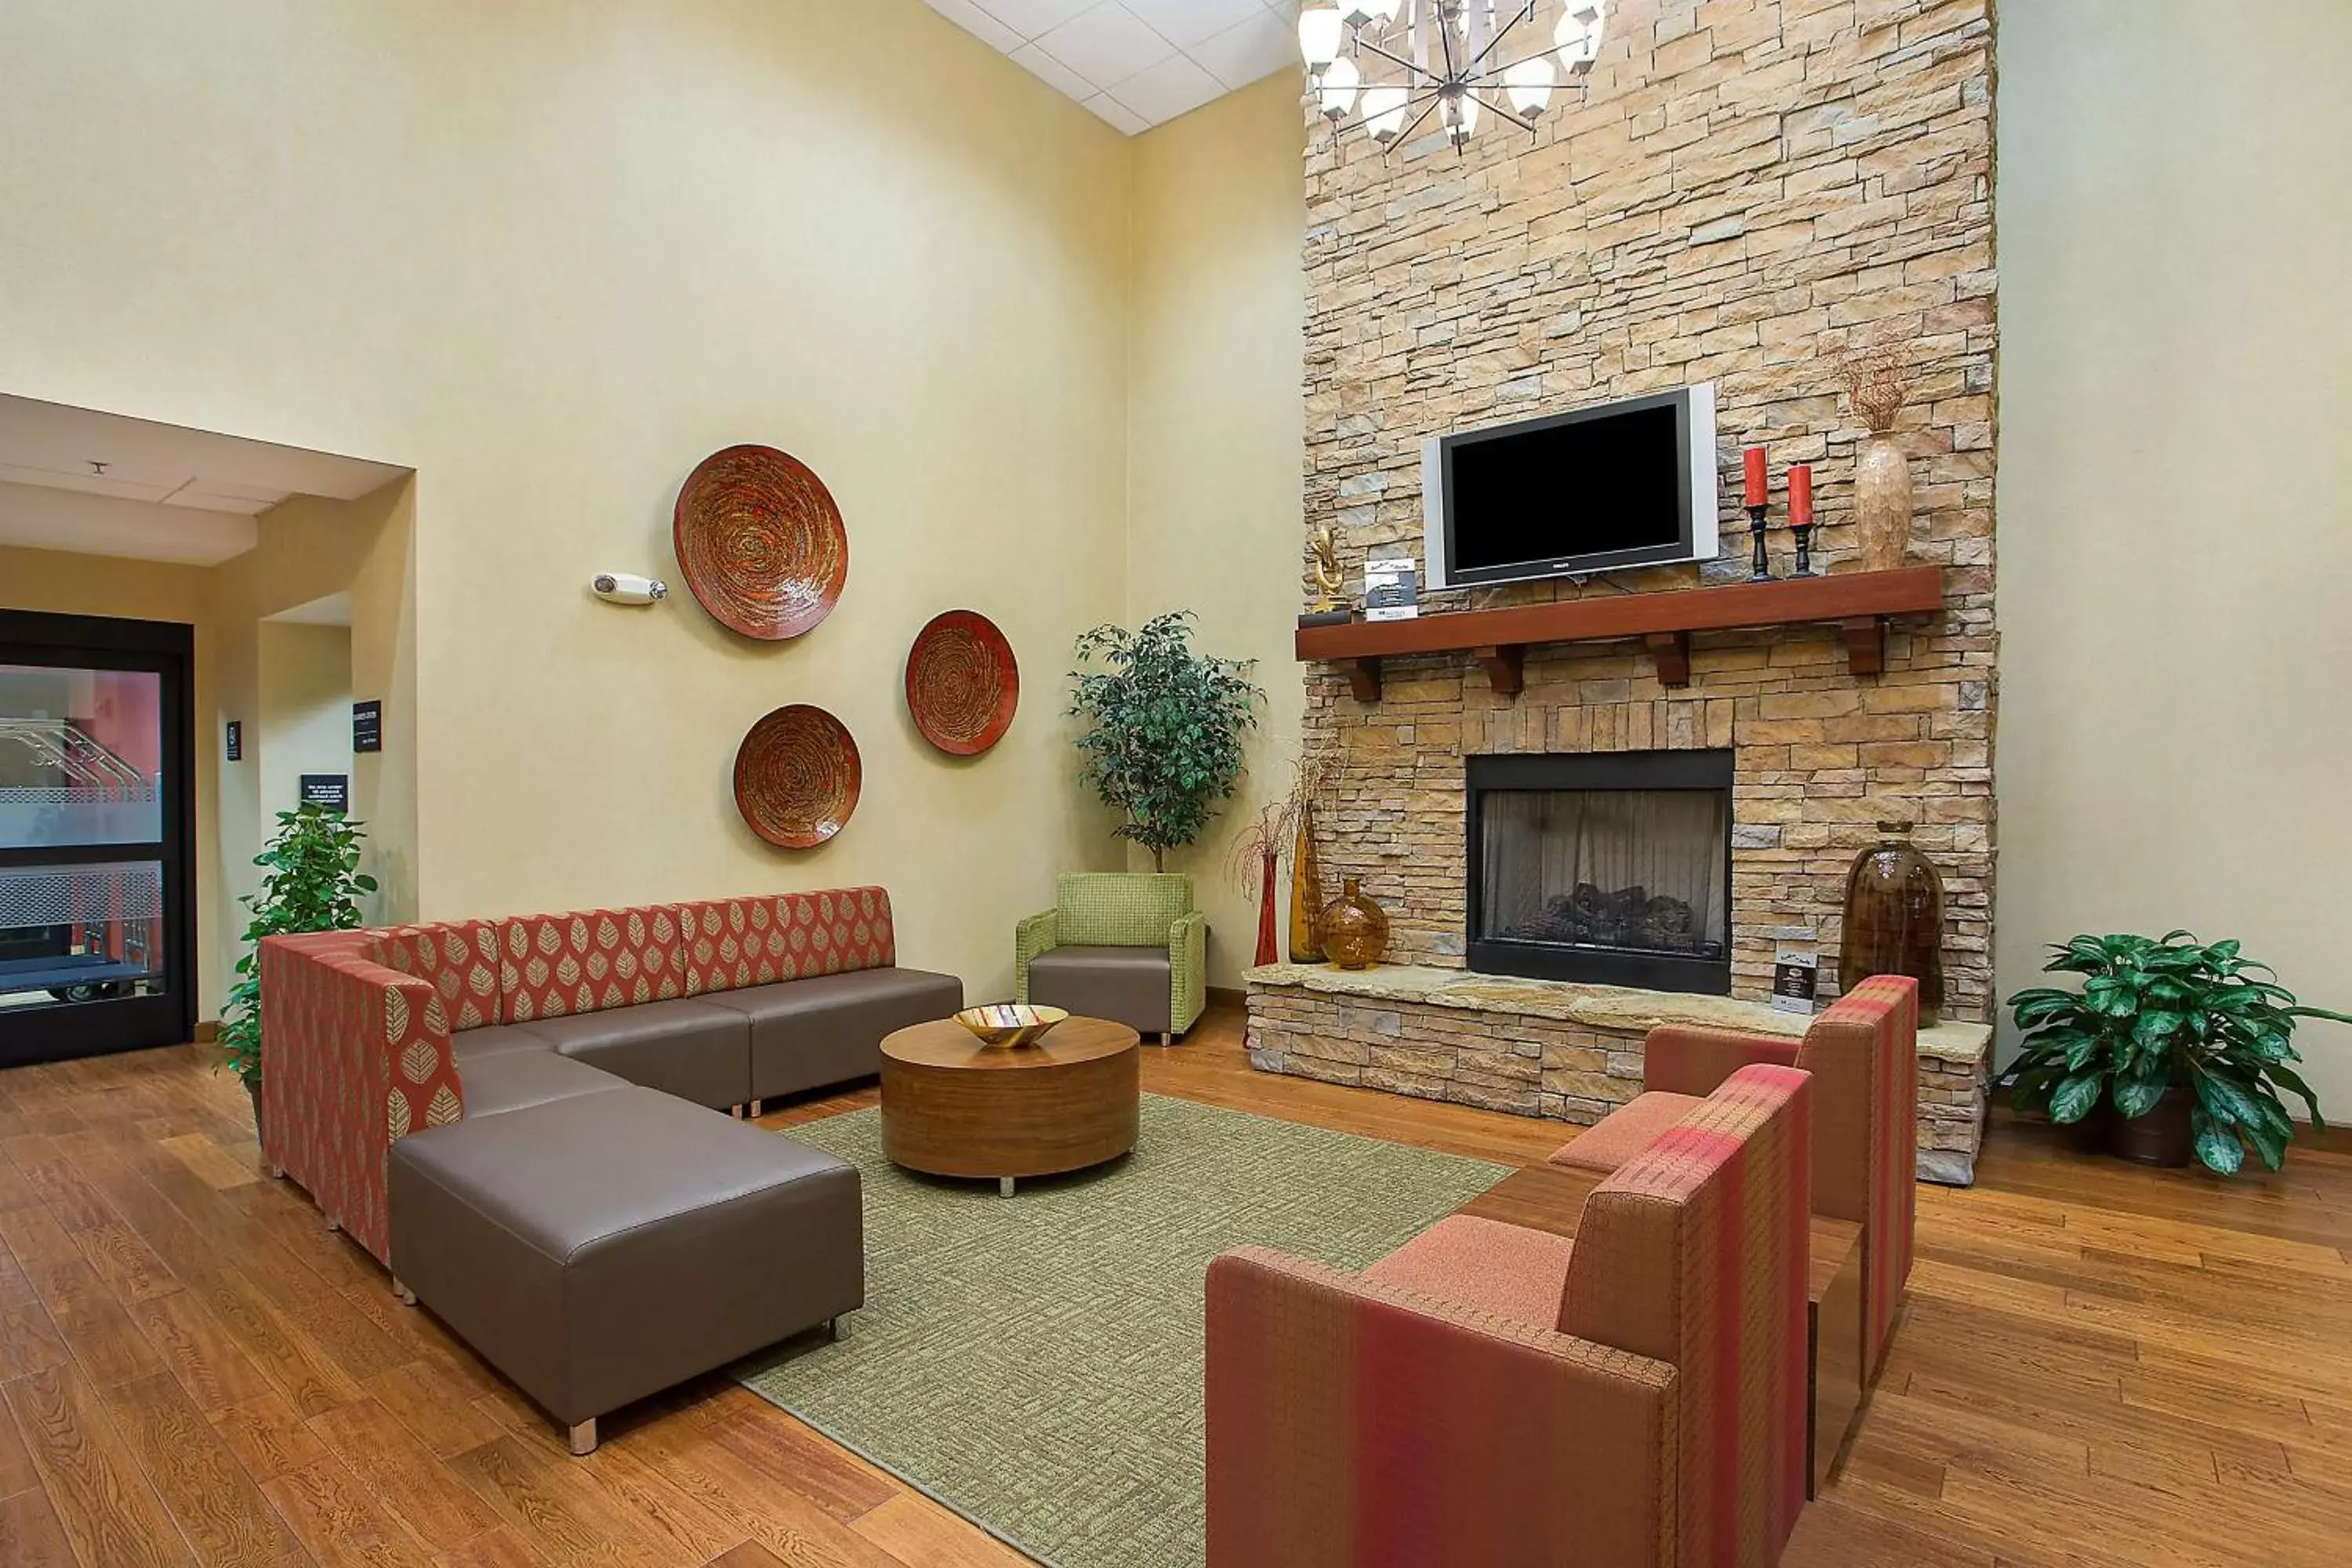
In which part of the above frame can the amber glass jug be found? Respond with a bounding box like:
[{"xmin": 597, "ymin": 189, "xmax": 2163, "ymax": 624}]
[
  {"xmin": 1838, "ymin": 822, "xmax": 1944, "ymax": 1024},
  {"xmin": 1318, "ymin": 878, "xmax": 1389, "ymax": 971}
]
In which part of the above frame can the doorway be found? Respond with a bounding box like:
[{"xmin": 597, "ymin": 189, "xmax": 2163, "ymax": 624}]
[{"xmin": 0, "ymin": 608, "xmax": 197, "ymax": 1066}]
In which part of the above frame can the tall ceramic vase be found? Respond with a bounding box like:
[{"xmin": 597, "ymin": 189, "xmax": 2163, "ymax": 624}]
[
  {"xmin": 1288, "ymin": 800, "xmax": 1325, "ymax": 964},
  {"xmin": 1853, "ymin": 433, "xmax": 1914, "ymax": 573},
  {"xmin": 1254, "ymin": 848, "xmax": 1281, "ymax": 969}
]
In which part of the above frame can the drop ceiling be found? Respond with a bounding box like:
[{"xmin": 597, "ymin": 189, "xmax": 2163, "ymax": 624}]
[
  {"xmin": 924, "ymin": 0, "xmax": 1303, "ymax": 132},
  {"xmin": 0, "ymin": 395, "xmax": 408, "ymax": 567}
]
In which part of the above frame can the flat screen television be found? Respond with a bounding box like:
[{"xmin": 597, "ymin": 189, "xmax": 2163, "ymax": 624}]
[{"xmin": 1421, "ymin": 383, "xmax": 1719, "ymax": 590}]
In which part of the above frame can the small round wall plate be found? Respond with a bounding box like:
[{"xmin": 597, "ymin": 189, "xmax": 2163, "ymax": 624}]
[
  {"xmin": 905, "ymin": 609, "xmax": 1018, "ymax": 756},
  {"xmin": 673, "ymin": 444, "xmax": 848, "ymax": 641},
  {"xmin": 733, "ymin": 704, "xmax": 862, "ymax": 849}
]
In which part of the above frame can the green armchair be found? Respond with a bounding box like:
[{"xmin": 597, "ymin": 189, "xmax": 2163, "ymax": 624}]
[{"xmin": 1016, "ymin": 873, "xmax": 1206, "ymax": 1043}]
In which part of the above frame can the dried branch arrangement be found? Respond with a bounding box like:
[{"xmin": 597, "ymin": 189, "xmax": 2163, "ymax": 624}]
[{"xmin": 1843, "ymin": 343, "xmax": 1915, "ymax": 435}]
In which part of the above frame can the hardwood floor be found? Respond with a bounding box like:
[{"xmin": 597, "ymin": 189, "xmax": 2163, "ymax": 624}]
[{"xmin": 1, "ymin": 1007, "xmax": 2347, "ymax": 1566}]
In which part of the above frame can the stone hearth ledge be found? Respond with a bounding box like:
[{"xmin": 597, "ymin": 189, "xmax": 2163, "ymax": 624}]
[{"xmin": 1243, "ymin": 963, "xmax": 1992, "ymax": 1185}]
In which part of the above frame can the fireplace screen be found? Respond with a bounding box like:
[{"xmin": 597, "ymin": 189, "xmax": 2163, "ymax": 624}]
[{"xmin": 1466, "ymin": 751, "xmax": 1733, "ymax": 992}]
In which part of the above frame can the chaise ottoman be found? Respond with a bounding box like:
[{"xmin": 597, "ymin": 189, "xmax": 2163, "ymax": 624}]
[{"xmin": 387, "ymin": 1086, "xmax": 862, "ymax": 1454}]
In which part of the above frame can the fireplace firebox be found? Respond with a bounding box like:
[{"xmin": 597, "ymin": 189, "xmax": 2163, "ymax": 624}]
[{"xmin": 1465, "ymin": 750, "xmax": 1734, "ymax": 993}]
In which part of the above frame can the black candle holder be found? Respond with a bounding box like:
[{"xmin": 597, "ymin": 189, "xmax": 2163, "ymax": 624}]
[
  {"xmin": 1790, "ymin": 517, "xmax": 1817, "ymax": 577},
  {"xmin": 1747, "ymin": 503, "xmax": 1773, "ymax": 582}
]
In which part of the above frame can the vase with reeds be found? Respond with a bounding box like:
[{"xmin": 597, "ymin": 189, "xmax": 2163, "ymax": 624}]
[{"xmin": 1846, "ymin": 345, "xmax": 1915, "ymax": 573}]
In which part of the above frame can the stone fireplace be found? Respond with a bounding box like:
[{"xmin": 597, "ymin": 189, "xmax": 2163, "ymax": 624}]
[
  {"xmin": 1246, "ymin": 0, "xmax": 2001, "ymax": 1183},
  {"xmin": 1467, "ymin": 750, "xmax": 1733, "ymax": 993}
]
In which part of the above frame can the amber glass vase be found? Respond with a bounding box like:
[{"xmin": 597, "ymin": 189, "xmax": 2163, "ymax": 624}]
[
  {"xmin": 1288, "ymin": 800, "xmax": 1326, "ymax": 964},
  {"xmin": 1319, "ymin": 878, "xmax": 1388, "ymax": 971},
  {"xmin": 1838, "ymin": 822, "xmax": 1944, "ymax": 1024}
]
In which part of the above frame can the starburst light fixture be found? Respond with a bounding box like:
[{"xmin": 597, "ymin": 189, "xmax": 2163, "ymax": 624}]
[{"xmin": 1298, "ymin": 2, "xmax": 1608, "ymax": 152}]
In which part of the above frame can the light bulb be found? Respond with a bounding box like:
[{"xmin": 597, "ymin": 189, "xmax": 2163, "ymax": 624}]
[
  {"xmin": 1556, "ymin": 2, "xmax": 1606, "ymax": 74},
  {"xmin": 1319, "ymin": 56, "xmax": 1360, "ymax": 122},
  {"xmin": 1445, "ymin": 91, "xmax": 1479, "ymax": 144},
  {"xmin": 1298, "ymin": 7, "xmax": 1345, "ymax": 67},
  {"xmin": 1363, "ymin": 83, "xmax": 1409, "ymax": 142},
  {"xmin": 1504, "ymin": 56, "xmax": 1554, "ymax": 118}
]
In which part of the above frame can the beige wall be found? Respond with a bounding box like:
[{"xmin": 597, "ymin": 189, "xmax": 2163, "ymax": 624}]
[
  {"xmin": 1996, "ymin": 2, "xmax": 2352, "ymax": 1109},
  {"xmin": 1, "ymin": 0, "xmax": 1133, "ymax": 1003},
  {"xmin": 255, "ymin": 621, "xmax": 353, "ymax": 829},
  {"xmin": 1126, "ymin": 73, "xmax": 1308, "ymax": 988},
  {"xmin": 209, "ymin": 481, "xmax": 423, "ymax": 960}
]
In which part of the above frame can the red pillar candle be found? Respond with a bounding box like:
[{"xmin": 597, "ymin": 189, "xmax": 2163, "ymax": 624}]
[
  {"xmin": 1743, "ymin": 445, "xmax": 1768, "ymax": 507},
  {"xmin": 1788, "ymin": 463, "xmax": 1813, "ymax": 525}
]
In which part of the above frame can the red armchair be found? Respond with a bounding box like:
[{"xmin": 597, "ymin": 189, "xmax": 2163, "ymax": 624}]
[
  {"xmin": 1552, "ymin": 975, "xmax": 1919, "ymax": 1380},
  {"xmin": 1207, "ymin": 1064, "xmax": 1813, "ymax": 1568}
]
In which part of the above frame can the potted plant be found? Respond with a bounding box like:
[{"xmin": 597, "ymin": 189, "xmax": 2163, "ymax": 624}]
[
  {"xmin": 220, "ymin": 803, "xmax": 377, "ymax": 1142},
  {"xmin": 1999, "ymin": 932, "xmax": 2342, "ymax": 1174},
  {"xmin": 1069, "ymin": 611, "xmax": 1261, "ymax": 873}
]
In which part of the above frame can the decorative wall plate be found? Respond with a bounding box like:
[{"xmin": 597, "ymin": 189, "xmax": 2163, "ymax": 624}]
[
  {"xmin": 733, "ymin": 705, "xmax": 862, "ymax": 849},
  {"xmin": 673, "ymin": 444, "xmax": 848, "ymax": 640},
  {"xmin": 905, "ymin": 609, "xmax": 1019, "ymax": 756}
]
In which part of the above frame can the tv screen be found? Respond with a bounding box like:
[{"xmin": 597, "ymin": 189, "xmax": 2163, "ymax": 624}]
[
  {"xmin": 1423, "ymin": 383, "xmax": 1718, "ymax": 589},
  {"xmin": 1448, "ymin": 403, "xmax": 1682, "ymax": 571}
]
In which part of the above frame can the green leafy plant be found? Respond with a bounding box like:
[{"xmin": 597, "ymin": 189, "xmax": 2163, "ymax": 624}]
[
  {"xmin": 1999, "ymin": 933, "xmax": 2344, "ymax": 1175},
  {"xmin": 1069, "ymin": 611, "xmax": 1261, "ymax": 872},
  {"xmin": 219, "ymin": 804, "xmax": 376, "ymax": 1090}
]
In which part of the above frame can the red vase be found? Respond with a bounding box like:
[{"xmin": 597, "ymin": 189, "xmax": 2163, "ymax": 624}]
[{"xmin": 1254, "ymin": 849, "xmax": 1281, "ymax": 968}]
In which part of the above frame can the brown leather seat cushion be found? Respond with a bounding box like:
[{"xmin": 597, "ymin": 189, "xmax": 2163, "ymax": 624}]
[
  {"xmin": 696, "ymin": 967, "xmax": 963, "ymax": 1101},
  {"xmin": 458, "ymin": 1048, "xmax": 629, "ymax": 1119},
  {"xmin": 523, "ymin": 998, "xmax": 751, "ymax": 1110},
  {"xmin": 387, "ymin": 1088, "xmax": 862, "ymax": 1428},
  {"xmin": 452, "ymin": 1025, "xmax": 558, "ymax": 1062},
  {"xmin": 1028, "ymin": 946, "xmax": 1172, "ymax": 1034}
]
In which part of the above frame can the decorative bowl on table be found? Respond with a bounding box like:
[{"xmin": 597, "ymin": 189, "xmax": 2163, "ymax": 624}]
[{"xmin": 954, "ymin": 1003, "xmax": 1067, "ymax": 1049}]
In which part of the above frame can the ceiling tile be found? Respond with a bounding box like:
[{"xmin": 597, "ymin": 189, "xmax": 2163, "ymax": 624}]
[
  {"xmin": 1192, "ymin": 8, "xmax": 1302, "ymax": 89},
  {"xmin": 1110, "ymin": 50, "xmax": 1229, "ymax": 125},
  {"xmin": 922, "ymin": 0, "xmax": 1025, "ymax": 51},
  {"xmin": 1081, "ymin": 93, "xmax": 1153, "ymax": 134},
  {"xmin": 1035, "ymin": 5, "xmax": 1176, "ymax": 89},
  {"xmin": 1118, "ymin": 0, "xmax": 1269, "ymax": 49},
  {"xmin": 931, "ymin": 0, "xmax": 1316, "ymax": 134},
  {"xmin": 971, "ymin": 0, "xmax": 1098, "ymax": 38},
  {"xmin": 1008, "ymin": 42, "xmax": 1102, "ymax": 99}
]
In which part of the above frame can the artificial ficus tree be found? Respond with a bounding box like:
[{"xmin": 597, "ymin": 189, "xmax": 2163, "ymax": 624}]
[{"xmin": 1069, "ymin": 612, "xmax": 1261, "ymax": 873}]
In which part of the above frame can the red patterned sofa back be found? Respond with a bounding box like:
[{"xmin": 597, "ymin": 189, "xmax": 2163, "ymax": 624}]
[
  {"xmin": 497, "ymin": 904, "xmax": 695, "ymax": 1023},
  {"xmin": 366, "ymin": 920, "xmax": 505, "ymax": 1031},
  {"xmin": 1563, "ymin": 1063, "xmax": 1812, "ymax": 1568},
  {"xmin": 677, "ymin": 886, "xmax": 896, "ymax": 995}
]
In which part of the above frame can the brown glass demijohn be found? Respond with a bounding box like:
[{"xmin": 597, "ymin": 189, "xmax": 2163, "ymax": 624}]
[
  {"xmin": 1319, "ymin": 878, "xmax": 1388, "ymax": 971},
  {"xmin": 1838, "ymin": 822, "xmax": 1944, "ymax": 1024}
]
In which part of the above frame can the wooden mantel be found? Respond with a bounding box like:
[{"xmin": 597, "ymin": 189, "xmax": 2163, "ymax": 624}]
[{"xmin": 1295, "ymin": 566, "xmax": 1946, "ymax": 701}]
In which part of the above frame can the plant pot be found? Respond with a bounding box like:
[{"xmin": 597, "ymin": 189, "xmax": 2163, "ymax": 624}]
[
  {"xmin": 2106, "ymin": 1087, "xmax": 2194, "ymax": 1168},
  {"xmin": 245, "ymin": 1078, "xmax": 266, "ymax": 1151},
  {"xmin": 1853, "ymin": 432, "xmax": 1914, "ymax": 572}
]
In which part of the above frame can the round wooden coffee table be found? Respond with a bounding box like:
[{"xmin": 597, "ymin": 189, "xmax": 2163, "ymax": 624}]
[{"xmin": 879, "ymin": 1016, "xmax": 1140, "ymax": 1196}]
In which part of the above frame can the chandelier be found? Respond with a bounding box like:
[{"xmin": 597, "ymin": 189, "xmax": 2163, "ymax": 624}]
[{"xmin": 1298, "ymin": 2, "xmax": 1608, "ymax": 151}]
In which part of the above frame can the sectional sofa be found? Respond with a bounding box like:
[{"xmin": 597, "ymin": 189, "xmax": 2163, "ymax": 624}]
[{"xmin": 260, "ymin": 886, "xmax": 960, "ymax": 1451}]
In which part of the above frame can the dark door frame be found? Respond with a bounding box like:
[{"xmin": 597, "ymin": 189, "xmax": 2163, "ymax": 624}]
[{"xmin": 0, "ymin": 608, "xmax": 198, "ymax": 1066}]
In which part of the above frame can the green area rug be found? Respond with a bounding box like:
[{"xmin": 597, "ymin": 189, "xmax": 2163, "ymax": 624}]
[{"xmin": 734, "ymin": 1093, "xmax": 1505, "ymax": 1568}]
